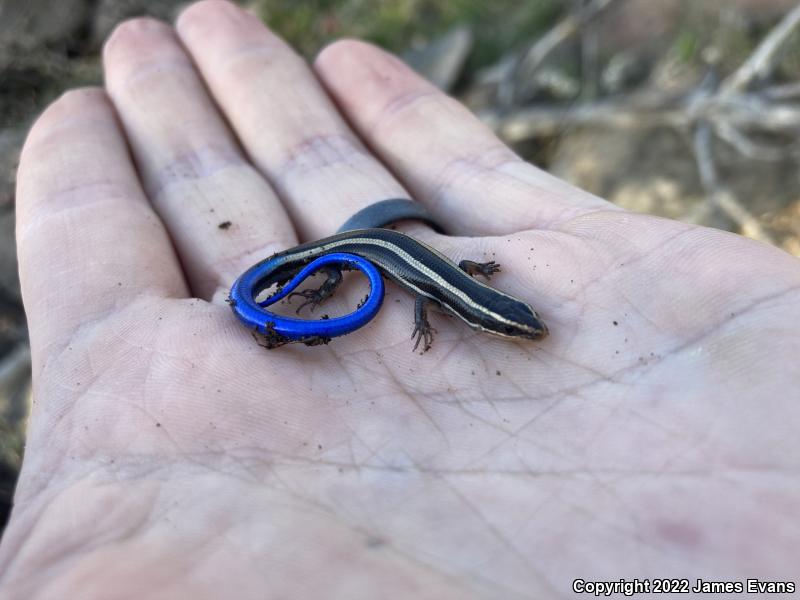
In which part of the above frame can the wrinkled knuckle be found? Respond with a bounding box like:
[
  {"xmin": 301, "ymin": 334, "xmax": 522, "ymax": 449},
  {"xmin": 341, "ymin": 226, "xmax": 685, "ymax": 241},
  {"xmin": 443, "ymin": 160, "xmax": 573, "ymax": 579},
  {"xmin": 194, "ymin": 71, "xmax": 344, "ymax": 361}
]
[{"xmin": 373, "ymin": 89, "xmax": 443, "ymax": 134}]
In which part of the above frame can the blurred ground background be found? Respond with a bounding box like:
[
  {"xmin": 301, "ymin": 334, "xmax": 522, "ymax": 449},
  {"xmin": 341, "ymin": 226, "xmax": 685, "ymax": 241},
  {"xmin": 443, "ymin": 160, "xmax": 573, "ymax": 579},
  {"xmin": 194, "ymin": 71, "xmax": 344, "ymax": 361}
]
[{"xmin": 1, "ymin": 0, "xmax": 800, "ymax": 534}]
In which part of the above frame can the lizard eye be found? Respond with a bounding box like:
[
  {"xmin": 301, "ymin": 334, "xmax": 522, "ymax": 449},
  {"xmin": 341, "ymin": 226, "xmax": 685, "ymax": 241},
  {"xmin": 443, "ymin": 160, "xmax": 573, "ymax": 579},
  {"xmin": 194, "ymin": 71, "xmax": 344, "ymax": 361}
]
[{"xmin": 503, "ymin": 325, "xmax": 517, "ymax": 335}]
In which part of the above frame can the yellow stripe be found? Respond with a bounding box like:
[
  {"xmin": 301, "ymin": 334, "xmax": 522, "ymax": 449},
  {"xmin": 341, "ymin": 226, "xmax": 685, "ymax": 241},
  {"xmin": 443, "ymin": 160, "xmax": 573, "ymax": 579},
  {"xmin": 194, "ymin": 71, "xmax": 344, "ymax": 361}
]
[{"xmin": 291, "ymin": 236, "xmax": 526, "ymax": 328}]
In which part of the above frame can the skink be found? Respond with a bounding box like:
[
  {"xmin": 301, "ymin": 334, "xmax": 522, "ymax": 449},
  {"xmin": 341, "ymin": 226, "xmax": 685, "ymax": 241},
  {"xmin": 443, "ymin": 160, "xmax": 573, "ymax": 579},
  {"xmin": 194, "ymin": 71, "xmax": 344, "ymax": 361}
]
[{"xmin": 228, "ymin": 228, "xmax": 548, "ymax": 351}]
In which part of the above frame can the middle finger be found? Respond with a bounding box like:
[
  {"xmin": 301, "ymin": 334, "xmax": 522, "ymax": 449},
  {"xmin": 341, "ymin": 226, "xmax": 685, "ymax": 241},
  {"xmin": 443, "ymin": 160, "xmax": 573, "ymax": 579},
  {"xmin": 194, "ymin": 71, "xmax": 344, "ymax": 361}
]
[{"xmin": 175, "ymin": 0, "xmax": 408, "ymax": 240}]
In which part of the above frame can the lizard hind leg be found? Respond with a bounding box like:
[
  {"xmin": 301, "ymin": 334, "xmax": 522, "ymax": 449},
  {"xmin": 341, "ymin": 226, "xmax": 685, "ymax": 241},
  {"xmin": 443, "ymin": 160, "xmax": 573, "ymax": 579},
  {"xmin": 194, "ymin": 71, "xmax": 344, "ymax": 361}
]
[
  {"xmin": 412, "ymin": 297, "xmax": 437, "ymax": 352},
  {"xmin": 458, "ymin": 260, "xmax": 501, "ymax": 279},
  {"xmin": 288, "ymin": 266, "xmax": 343, "ymax": 314}
]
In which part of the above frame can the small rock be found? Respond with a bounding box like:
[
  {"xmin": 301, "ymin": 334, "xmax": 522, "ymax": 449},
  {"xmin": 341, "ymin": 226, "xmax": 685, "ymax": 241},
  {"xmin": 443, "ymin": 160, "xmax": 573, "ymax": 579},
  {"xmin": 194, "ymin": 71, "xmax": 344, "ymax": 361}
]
[
  {"xmin": 0, "ymin": 0, "xmax": 90, "ymax": 52},
  {"xmin": 0, "ymin": 210, "xmax": 21, "ymax": 301},
  {"xmin": 0, "ymin": 128, "xmax": 25, "ymax": 210}
]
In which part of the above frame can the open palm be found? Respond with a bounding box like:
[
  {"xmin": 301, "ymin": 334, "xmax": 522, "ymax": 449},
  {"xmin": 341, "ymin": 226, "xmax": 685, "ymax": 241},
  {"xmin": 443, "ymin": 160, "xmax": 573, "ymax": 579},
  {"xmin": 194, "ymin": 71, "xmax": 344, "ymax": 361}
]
[{"xmin": 2, "ymin": 2, "xmax": 798, "ymax": 598}]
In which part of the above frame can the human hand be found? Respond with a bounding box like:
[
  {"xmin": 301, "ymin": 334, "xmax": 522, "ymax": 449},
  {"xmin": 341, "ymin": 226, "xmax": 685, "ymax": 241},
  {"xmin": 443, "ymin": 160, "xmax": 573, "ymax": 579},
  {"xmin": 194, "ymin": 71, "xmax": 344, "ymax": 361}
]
[{"xmin": 1, "ymin": 1, "xmax": 798, "ymax": 597}]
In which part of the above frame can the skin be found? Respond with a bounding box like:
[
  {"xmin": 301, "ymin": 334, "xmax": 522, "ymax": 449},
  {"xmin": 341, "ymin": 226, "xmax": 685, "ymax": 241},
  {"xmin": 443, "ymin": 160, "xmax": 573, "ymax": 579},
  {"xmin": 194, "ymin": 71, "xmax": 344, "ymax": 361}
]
[{"xmin": 1, "ymin": 1, "xmax": 799, "ymax": 597}]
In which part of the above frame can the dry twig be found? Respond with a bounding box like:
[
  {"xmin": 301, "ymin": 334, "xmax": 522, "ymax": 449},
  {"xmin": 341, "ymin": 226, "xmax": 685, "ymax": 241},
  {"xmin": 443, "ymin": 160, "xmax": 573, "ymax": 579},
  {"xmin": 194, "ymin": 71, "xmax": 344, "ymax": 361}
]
[
  {"xmin": 691, "ymin": 121, "xmax": 776, "ymax": 244},
  {"xmin": 516, "ymin": 0, "xmax": 618, "ymax": 79},
  {"xmin": 482, "ymin": 3, "xmax": 800, "ymax": 242},
  {"xmin": 482, "ymin": 94, "xmax": 800, "ymax": 142},
  {"xmin": 498, "ymin": 0, "xmax": 619, "ymax": 106},
  {"xmin": 720, "ymin": 2, "xmax": 800, "ymax": 95}
]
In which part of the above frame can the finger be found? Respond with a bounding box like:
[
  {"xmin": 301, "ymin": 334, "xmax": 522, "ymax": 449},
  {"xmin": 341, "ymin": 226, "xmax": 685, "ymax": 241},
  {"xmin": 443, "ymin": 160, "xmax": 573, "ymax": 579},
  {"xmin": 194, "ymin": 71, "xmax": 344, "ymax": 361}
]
[
  {"xmin": 315, "ymin": 41, "xmax": 619, "ymax": 236},
  {"xmin": 175, "ymin": 0, "xmax": 407, "ymax": 241},
  {"xmin": 103, "ymin": 17, "xmax": 294, "ymax": 298},
  {"xmin": 16, "ymin": 88, "xmax": 186, "ymax": 351}
]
